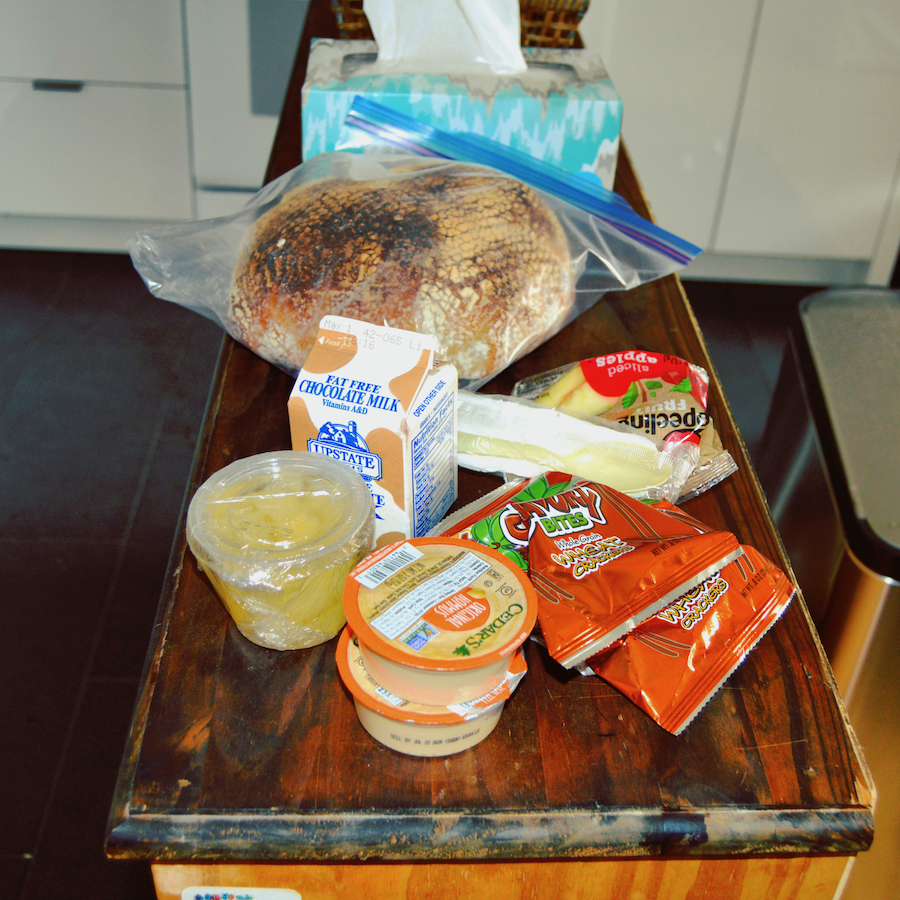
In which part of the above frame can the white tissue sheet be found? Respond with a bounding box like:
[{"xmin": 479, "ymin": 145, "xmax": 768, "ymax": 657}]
[{"xmin": 362, "ymin": 0, "xmax": 527, "ymax": 74}]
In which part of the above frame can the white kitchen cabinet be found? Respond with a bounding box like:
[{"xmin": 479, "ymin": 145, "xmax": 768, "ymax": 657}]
[
  {"xmin": 581, "ymin": 0, "xmax": 760, "ymax": 252},
  {"xmin": 715, "ymin": 0, "xmax": 900, "ymax": 271},
  {"xmin": 581, "ymin": 0, "xmax": 900, "ymax": 285},
  {"xmin": 185, "ymin": 0, "xmax": 309, "ymax": 194},
  {"xmin": 0, "ymin": 0, "xmax": 193, "ymax": 251},
  {"xmin": 0, "ymin": 82, "xmax": 192, "ymax": 221},
  {"xmin": 3, "ymin": 0, "xmax": 898, "ymax": 276},
  {"xmin": 195, "ymin": 188, "xmax": 261, "ymax": 220},
  {"xmin": 186, "ymin": 0, "xmax": 279, "ymax": 191},
  {"xmin": 0, "ymin": 0, "xmax": 184, "ymax": 85}
]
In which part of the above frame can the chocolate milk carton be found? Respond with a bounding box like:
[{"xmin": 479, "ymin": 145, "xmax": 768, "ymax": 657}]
[{"xmin": 288, "ymin": 316, "xmax": 458, "ymax": 548}]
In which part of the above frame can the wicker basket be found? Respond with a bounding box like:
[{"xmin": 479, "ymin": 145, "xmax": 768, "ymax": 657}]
[
  {"xmin": 330, "ymin": 1, "xmax": 590, "ymax": 49},
  {"xmin": 330, "ymin": 0, "xmax": 371, "ymax": 39},
  {"xmin": 520, "ymin": 0, "xmax": 590, "ymax": 48}
]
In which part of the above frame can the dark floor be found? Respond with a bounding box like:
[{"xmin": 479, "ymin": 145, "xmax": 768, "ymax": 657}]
[
  {"xmin": 1, "ymin": 250, "xmax": 223, "ymax": 899},
  {"xmin": 0, "ymin": 246, "xmax": 884, "ymax": 896}
]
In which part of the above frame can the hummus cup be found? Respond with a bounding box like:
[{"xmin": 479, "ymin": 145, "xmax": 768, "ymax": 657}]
[
  {"xmin": 355, "ymin": 639, "xmax": 514, "ymax": 707},
  {"xmin": 336, "ymin": 628, "xmax": 525, "ymax": 757},
  {"xmin": 343, "ymin": 537, "xmax": 537, "ymax": 705}
]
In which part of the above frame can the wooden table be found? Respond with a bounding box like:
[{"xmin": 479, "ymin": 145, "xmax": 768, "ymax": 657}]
[{"xmin": 106, "ymin": 4, "xmax": 874, "ymax": 897}]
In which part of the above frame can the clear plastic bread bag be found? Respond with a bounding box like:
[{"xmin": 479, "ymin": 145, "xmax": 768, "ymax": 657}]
[{"xmin": 129, "ymin": 102, "xmax": 700, "ymax": 389}]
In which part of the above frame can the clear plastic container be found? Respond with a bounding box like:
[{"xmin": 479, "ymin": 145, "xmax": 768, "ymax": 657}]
[{"xmin": 186, "ymin": 451, "xmax": 374, "ymax": 650}]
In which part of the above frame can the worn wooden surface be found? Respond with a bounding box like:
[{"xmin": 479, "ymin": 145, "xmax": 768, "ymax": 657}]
[{"xmin": 106, "ymin": 0, "xmax": 873, "ymax": 872}]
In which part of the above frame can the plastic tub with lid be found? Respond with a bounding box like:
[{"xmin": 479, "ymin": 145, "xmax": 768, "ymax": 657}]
[
  {"xmin": 336, "ymin": 627, "xmax": 526, "ymax": 757},
  {"xmin": 186, "ymin": 450, "xmax": 374, "ymax": 650},
  {"xmin": 343, "ymin": 537, "xmax": 537, "ymax": 705}
]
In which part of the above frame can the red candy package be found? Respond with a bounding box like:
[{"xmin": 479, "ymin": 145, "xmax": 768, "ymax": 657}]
[
  {"xmin": 506, "ymin": 479, "xmax": 741, "ymax": 668},
  {"xmin": 588, "ymin": 545, "xmax": 795, "ymax": 734}
]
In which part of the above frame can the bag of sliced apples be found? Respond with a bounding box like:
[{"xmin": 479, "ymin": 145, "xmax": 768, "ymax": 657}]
[{"xmin": 513, "ymin": 351, "xmax": 737, "ymax": 501}]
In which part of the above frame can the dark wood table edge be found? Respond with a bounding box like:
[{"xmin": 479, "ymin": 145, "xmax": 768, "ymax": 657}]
[{"xmin": 106, "ymin": 804, "xmax": 873, "ymax": 862}]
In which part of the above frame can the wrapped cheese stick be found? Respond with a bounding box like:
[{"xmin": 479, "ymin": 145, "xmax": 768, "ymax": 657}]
[{"xmin": 457, "ymin": 390, "xmax": 695, "ymax": 502}]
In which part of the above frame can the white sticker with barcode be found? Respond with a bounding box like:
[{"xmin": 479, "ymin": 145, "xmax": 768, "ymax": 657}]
[
  {"xmin": 369, "ymin": 552, "xmax": 492, "ymax": 640},
  {"xmin": 355, "ymin": 542, "xmax": 425, "ymax": 590}
]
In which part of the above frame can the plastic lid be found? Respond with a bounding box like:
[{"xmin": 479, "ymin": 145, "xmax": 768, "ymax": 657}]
[
  {"xmin": 335, "ymin": 628, "xmax": 523, "ymax": 725},
  {"xmin": 186, "ymin": 451, "xmax": 374, "ymax": 591},
  {"xmin": 343, "ymin": 537, "xmax": 537, "ymax": 671}
]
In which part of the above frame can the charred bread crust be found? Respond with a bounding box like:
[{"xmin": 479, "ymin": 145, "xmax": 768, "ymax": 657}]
[{"xmin": 229, "ymin": 162, "xmax": 575, "ymax": 381}]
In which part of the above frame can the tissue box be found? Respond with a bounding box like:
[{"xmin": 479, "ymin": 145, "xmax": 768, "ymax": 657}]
[{"xmin": 301, "ymin": 39, "xmax": 622, "ymax": 189}]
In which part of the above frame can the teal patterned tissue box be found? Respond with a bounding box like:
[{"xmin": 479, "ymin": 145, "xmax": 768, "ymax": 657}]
[{"xmin": 301, "ymin": 39, "xmax": 623, "ymax": 189}]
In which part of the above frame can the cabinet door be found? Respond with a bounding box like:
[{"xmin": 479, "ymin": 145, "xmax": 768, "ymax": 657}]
[
  {"xmin": 0, "ymin": 0, "xmax": 184, "ymax": 84},
  {"xmin": 714, "ymin": 0, "xmax": 900, "ymax": 261},
  {"xmin": 0, "ymin": 81, "xmax": 192, "ymax": 220},
  {"xmin": 186, "ymin": 0, "xmax": 309, "ymax": 190},
  {"xmin": 580, "ymin": 0, "xmax": 760, "ymax": 249}
]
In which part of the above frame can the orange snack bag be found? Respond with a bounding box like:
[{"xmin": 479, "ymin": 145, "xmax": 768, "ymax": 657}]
[
  {"xmin": 509, "ymin": 480, "xmax": 741, "ymax": 668},
  {"xmin": 588, "ymin": 545, "xmax": 795, "ymax": 734}
]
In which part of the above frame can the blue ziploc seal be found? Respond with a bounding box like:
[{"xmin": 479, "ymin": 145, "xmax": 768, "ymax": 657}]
[{"xmin": 344, "ymin": 96, "xmax": 702, "ymax": 266}]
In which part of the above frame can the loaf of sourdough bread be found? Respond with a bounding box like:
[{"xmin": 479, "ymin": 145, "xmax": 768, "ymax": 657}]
[{"xmin": 229, "ymin": 161, "xmax": 575, "ymax": 383}]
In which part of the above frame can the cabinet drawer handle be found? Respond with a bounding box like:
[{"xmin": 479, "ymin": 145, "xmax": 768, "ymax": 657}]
[{"xmin": 32, "ymin": 79, "xmax": 85, "ymax": 92}]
